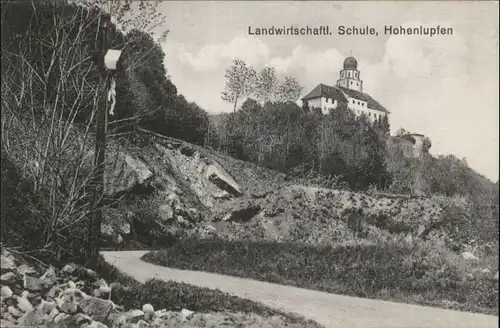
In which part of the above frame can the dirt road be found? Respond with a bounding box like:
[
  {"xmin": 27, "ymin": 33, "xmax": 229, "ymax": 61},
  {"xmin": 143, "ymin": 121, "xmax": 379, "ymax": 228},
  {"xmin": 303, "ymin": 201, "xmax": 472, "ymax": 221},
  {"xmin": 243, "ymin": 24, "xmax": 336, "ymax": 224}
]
[{"xmin": 102, "ymin": 251, "xmax": 498, "ymax": 328}]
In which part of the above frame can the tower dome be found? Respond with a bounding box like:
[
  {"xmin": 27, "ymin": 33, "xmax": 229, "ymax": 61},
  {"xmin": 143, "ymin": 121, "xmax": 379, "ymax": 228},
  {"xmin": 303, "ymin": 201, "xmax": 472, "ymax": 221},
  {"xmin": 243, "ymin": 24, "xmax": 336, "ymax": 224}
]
[{"xmin": 343, "ymin": 56, "xmax": 358, "ymax": 70}]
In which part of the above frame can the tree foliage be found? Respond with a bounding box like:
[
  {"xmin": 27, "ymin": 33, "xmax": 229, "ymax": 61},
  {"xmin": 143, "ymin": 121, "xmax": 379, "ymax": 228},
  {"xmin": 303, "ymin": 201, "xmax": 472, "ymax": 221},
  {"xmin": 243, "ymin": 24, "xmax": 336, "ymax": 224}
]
[
  {"xmin": 213, "ymin": 98, "xmax": 391, "ymax": 190},
  {"xmin": 221, "ymin": 59, "xmax": 257, "ymax": 112},
  {"xmin": 221, "ymin": 59, "xmax": 305, "ymax": 111}
]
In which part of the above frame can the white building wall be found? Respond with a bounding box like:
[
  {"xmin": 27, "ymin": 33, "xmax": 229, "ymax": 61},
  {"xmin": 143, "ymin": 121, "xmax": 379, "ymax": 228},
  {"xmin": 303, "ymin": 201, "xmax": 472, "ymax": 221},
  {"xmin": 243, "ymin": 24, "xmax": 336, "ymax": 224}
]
[
  {"xmin": 306, "ymin": 96, "xmax": 387, "ymax": 119},
  {"xmin": 346, "ymin": 97, "xmax": 387, "ymax": 121},
  {"xmin": 306, "ymin": 97, "xmax": 339, "ymax": 115},
  {"xmin": 307, "ymin": 97, "xmax": 322, "ymax": 110}
]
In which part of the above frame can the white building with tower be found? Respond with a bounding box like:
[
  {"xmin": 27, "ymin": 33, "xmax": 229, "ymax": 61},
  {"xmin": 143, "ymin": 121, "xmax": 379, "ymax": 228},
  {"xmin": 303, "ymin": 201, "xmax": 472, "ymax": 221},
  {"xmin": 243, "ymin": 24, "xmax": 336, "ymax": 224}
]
[{"xmin": 301, "ymin": 56, "xmax": 390, "ymax": 120}]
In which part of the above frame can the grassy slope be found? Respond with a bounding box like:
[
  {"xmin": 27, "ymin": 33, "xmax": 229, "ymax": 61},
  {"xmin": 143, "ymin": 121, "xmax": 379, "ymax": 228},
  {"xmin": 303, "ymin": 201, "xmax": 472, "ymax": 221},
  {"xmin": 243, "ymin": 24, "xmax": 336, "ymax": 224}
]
[{"xmin": 142, "ymin": 238, "xmax": 499, "ymax": 316}]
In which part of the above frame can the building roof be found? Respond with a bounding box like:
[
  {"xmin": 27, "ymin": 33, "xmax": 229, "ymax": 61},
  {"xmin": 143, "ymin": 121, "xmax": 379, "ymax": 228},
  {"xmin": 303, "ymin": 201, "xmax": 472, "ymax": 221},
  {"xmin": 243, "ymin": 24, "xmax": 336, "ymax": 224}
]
[
  {"xmin": 301, "ymin": 83, "xmax": 390, "ymax": 113},
  {"xmin": 301, "ymin": 83, "xmax": 347, "ymax": 102},
  {"xmin": 337, "ymin": 86, "xmax": 390, "ymax": 113},
  {"xmin": 343, "ymin": 56, "xmax": 358, "ymax": 70}
]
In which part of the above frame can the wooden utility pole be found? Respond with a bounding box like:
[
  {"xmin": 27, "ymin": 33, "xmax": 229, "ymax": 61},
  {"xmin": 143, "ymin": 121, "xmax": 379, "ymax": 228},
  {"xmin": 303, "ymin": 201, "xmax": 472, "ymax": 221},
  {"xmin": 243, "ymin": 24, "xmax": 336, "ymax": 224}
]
[{"xmin": 88, "ymin": 14, "xmax": 110, "ymax": 262}]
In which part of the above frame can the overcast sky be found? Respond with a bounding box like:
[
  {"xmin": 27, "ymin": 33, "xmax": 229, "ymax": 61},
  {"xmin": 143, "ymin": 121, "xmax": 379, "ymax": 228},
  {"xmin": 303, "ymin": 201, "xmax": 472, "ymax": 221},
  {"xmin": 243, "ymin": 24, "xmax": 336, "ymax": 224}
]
[{"xmin": 156, "ymin": 1, "xmax": 498, "ymax": 182}]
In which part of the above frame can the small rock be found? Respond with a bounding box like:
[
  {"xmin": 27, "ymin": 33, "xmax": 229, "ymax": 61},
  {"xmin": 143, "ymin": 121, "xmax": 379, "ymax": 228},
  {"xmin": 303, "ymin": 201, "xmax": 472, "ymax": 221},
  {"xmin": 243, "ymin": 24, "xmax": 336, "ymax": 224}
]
[
  {"xmin": 16, "ymin": 264, "xmax": 37, "ymax": 276},
  {"xmin": 23, "ymin": 274, "xmax": 47, "ymax": 291},
  {"xmin": 67, "ymin": 281, "xmax": 77, "ymax": 289},
  {"xmin": 494, "ymin": 271, "xmax": 499, "ymax": 280},
  {"xmin": 93, "ymin": 278, "xmax": 108, "ymax": 288},
  {"xmin": 177, "ymin": 215, "xmax": 188, "ymax": 225},
  {"xmin": 1, "ymin": 272, "xmax": 17, "ymax": 283},
  {"xmin": 480, "ymin": 268, "xmax": 491, "ymax": 274},
  {"xmin": 181, "ymin": 308, "xmax": 194, "ymax": 322},
  {"xmin": 82, "ymin": 268, "xmax": 99, "ymax": 281},
  {"xmin": 0, "ymin": 319, "xmax": 16, "ymax": 327},
  {"xmin": 93, "ymin": 286, "xmax": 111, "ymax": 299},
  {"xmin": 158, "ymin": 204, "xmax": 174, "ymax": 221},
  {"xmin": 16, "ymin": 294, "xmax": 33, "ymax": 312},
  {"xmin": 57, "ymin": 294, "xmax": 78, "ymax": 314},
  {"xmin": 40, "ymin": 266, "xmax": 57, "ymax": 286},
  {"xmin": 83, "ymin": 321, "xmax": 109, "ymax": 328},
  {"xmin": 137, "ymin": 319, "xmax": 150, "ymax": 328},
  {"xmin": 125, "ymin": 309, "xmax": 145, "ymax": 323},
  {"xmin": 0, "ymin": 286, "xmax": 13, "ymax": 298},
  {"xmin": 461, "ymin": 252, "xmax": 479, "ymax": 261},
  {"xmin": 18, "ymin": 308, "xmax": 45, "ymax": 326},
  {"xmin": 2, "ymin": 313, "xmax": 16, "ymax": 323},
  {"xmin": 79, "ymin": 296, "xmax": 113, "ymax": 322},
  {"xmin": 0, "ymin": 255, "xmax": 15, "ymax": 271},
  {"xmin": 53, "ymin": 312, "xmax": 70, "ymax": 323},
  {"xmin": 111, "ymin": 315, "xmax": 127, "ymax": 326},
  {"xmin": 26, "ymin": 291, "xmax": 42, "ymax": 307},
  {"xmin": 61, "ymin": 264, "xmax": 76, "ymax": 275},
  {"xmin": 37, "ymin": 299, "xmax": 56, "ymax": 314},
  {"xmin": 154, "ymin": 309, "xmax": 170, "ymax": 319},
  {"xmin": 48, "ymin": 307, "xmax": 60, "ymax": 321},
  {"xmin": 7, "ymin": 305, "xmax": 23, "ymax": 318},
  {"xmin": 46, "ymin": 285, "xmax": 62, "ymax": 299},
  {"xmin": 63, "ymin": 313, "xmax": 93, "ymax": 326}
]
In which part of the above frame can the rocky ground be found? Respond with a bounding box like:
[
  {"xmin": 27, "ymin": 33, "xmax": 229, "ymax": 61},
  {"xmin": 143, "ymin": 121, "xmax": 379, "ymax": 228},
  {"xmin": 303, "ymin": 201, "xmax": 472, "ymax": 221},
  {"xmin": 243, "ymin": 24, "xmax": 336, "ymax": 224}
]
[
  {"xmin": 0, "ymin": 249, "xmax": 314, "ymax": 328},
  {"xmin": 100, "ymin": 135, "xmax": 477, "ymax": 254}
]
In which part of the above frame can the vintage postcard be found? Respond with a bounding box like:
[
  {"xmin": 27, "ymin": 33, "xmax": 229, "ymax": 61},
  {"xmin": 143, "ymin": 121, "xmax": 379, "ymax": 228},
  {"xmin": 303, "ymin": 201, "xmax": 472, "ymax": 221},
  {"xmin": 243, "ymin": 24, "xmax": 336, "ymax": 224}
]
[{"xmin": 1, "ymin": 1, "xmax": 498, "ymax": 327}]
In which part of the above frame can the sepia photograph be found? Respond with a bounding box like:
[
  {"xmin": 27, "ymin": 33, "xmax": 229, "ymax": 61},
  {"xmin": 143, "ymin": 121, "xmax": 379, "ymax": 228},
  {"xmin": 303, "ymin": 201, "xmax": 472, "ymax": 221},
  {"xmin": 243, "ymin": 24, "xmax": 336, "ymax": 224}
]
[{"xmin": 0, "ymin": 1, "xmax": 498, "ymax": 327}]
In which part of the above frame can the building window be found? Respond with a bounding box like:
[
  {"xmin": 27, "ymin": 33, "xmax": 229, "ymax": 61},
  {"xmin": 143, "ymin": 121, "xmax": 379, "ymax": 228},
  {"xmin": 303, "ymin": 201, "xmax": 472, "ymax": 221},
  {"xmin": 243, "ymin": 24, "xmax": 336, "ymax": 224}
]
[
  {"xmin": 369, "ymin": 113, "xmax": 371, "ymax": 116},
  {"xmin": 356, "ymin": 82, "xmax": 359, "ymax": 86}
]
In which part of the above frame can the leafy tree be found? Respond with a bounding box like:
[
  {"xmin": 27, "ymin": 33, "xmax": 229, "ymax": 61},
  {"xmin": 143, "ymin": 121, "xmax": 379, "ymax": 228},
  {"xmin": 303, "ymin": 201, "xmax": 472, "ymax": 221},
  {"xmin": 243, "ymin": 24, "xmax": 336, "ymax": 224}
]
[
  {"xmin": 277, "ymin": 76, "xmax": 304, "ymax": 102},
  {"xmin": 253, "ymin": 66, "xmax": 279, "ymax": 103},
  {"xmin": 221, "ymin": 59, "xmax": 257, "ymax": 112}
]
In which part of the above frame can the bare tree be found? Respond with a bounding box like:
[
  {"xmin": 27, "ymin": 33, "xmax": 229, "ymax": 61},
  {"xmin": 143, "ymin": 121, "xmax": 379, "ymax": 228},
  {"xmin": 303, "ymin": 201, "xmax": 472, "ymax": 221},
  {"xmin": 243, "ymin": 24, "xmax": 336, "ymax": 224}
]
[
  {"xmin": 1, "ymin": 1, "xmax": 106, "ymax": 259},
  {"xmin": 1, "ymin": 0, "xmax": 167, "ymax": 260}
]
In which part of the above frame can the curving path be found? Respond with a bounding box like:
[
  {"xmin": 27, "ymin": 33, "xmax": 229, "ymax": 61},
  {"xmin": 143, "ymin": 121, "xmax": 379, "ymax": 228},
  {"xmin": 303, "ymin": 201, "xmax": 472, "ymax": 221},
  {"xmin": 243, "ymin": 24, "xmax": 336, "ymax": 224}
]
[{"xmin": 102, "ymin": 251, "xmax": 498, "ymax": 328}]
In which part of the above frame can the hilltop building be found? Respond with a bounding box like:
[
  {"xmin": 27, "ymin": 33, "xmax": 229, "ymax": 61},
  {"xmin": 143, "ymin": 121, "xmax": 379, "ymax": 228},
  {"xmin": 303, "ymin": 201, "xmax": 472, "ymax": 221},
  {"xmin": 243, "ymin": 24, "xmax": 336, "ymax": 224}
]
[{"xmin": 301, "ymin": 56, "xmax": 390, "ymax": 120}]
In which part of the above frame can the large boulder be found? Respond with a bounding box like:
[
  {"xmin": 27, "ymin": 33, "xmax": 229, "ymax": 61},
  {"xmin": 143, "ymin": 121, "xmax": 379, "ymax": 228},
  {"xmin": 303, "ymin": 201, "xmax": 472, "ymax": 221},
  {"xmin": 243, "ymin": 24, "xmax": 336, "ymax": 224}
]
[
  {"xmin": 105, "ymin": 152, "xmax": 153, "ymax": 196},
  {"xmin": 206, "ymin": 163, "xmax": 242, "ymax": 197}
]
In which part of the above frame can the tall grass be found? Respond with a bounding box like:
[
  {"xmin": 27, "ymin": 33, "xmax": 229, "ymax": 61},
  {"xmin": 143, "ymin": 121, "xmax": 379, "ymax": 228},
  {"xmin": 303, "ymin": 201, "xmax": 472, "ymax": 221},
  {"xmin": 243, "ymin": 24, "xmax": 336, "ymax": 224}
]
[{"xmin": 143, "ymin": 237, "xmax": 498, "ymax": 315}]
